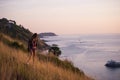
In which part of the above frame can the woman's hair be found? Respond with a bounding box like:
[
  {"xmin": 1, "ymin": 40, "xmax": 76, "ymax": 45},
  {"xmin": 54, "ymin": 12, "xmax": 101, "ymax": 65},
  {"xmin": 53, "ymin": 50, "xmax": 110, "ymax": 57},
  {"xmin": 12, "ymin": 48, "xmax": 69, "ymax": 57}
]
[{"xmin": 31, "ymin": 33, "xmax": 38, "ymax": 40}]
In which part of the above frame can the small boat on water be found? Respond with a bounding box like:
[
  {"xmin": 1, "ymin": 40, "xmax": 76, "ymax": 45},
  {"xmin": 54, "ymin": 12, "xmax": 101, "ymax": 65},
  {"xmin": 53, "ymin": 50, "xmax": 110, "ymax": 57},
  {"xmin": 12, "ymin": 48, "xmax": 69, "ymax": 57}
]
[{"xmin": 105, "ymin": 60, "xmax": 120, "ymax": 68}]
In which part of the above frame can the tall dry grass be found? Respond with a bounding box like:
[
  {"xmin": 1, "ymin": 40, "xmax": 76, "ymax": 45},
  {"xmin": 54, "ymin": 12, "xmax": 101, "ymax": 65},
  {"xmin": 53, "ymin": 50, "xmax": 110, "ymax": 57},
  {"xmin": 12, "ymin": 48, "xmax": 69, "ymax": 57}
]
[{"xmin": 0, "ymin": 40, "xmax": 93, "ymax": 80}]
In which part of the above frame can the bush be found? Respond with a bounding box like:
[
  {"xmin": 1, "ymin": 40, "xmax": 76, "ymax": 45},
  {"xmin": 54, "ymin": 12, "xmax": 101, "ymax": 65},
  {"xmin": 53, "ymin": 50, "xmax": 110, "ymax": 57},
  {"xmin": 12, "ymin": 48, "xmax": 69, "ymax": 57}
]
[
  {"xmin": 10, "ymin": 41, "xmax": 26, "ymax": 52},
  {"xmin": 0, "ymin": 33, "xmax": 27, "ymax": 52},
  {"xmin": 49, "ymin": 44, "xmax": 62, "ymax": 56},
  {"xmin": 11, "ymin": 41, "xmax": 20, "ymax": 48}
]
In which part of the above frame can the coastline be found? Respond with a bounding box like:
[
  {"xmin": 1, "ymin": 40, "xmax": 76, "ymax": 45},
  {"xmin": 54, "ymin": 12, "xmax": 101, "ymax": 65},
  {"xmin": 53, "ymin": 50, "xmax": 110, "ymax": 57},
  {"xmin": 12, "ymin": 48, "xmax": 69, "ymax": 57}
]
[{"xmin": 44, "ymin": 34, "xmax": 120, "ymax": 80}]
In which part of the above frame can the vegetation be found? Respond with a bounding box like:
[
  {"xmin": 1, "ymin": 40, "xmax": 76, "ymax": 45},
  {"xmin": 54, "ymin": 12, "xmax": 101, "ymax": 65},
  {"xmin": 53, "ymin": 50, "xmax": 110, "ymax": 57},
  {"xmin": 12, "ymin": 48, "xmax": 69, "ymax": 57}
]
[
  {"xmin": 0, "ymin": 18, "xmax": 32, "ymax": 42},
  {"xmin": 0, "ymin": 18, "xmax": 93, "ymax": 80},
  {"xmin": 0, "ymin": 18, "xmax": 49, "ymax": 50},
  {"xmin": 37, "ymin": 53, "xmax": 82, "ymax": 74},
  {"xmin": 49, "ymin": 44, "xmax": 62, "ymax": 56},
  {"xmin": 0, "ymin": 33, "xmax": 26, "ymax": 52},
  {"xmin": 0, "ymin": 35, "xmax": 92, "ymax": 80}
]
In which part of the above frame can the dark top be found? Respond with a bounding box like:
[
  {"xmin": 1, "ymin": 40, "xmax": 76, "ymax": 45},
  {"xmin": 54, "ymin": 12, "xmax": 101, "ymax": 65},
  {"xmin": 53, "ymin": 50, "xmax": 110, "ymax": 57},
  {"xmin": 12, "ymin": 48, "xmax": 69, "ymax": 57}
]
[{"xmin": 28, "ymin": 39, "xmax": 37, "ymax": 51}]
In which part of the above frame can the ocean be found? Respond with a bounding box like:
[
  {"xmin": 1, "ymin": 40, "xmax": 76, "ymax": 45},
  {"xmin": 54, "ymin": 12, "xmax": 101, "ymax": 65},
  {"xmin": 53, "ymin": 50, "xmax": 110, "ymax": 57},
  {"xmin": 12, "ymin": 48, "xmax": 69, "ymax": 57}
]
[{"xmin": 41, "ymin": 34, "xmax": 120, "ymax": 80}]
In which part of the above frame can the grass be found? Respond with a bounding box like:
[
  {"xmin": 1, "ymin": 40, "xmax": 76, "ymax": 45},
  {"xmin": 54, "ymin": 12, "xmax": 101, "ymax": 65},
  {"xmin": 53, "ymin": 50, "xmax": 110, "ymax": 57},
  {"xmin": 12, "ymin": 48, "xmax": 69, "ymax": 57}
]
[
  {"xmin": 0, "ymin": 34, "xmax": 93, "ymax": 80},
  {"xmin": 0, "ymin": 33, "xmax": 27, "ymax": 52},
  {"xmin": 37, "ymin": 53, "xmax": 84, "ymax": 75}
]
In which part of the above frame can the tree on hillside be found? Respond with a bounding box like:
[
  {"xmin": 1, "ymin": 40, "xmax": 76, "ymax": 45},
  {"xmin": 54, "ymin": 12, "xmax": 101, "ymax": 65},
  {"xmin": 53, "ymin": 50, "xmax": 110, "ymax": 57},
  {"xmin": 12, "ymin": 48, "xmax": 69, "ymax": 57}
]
[
  {"xmin": 49, "ymin": 44, "xmax": 61, "ymax": 56},
  {"xmin": 0, "ymin": 18, "xmax": 49, "ymax": 50}
]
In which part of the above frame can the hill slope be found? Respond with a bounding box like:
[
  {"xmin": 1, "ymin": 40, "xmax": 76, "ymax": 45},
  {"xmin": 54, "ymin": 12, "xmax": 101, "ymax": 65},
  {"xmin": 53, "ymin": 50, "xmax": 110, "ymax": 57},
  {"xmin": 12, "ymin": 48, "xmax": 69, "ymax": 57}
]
[
  {"xmin": 0, "ymin": 35, "xmax": 92, "ymax": 80},
  {"xmin": 0, "ymin": 18, "xmax": 93, "ymax": 80},
  {"xmin": 0, "ymin": 18, "xmax": 49, "ymax": 49}
]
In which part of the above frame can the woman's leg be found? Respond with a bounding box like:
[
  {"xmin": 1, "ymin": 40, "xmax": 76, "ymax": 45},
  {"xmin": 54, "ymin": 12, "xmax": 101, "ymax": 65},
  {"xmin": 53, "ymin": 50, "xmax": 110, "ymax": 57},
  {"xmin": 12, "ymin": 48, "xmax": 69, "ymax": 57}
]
[
  {"xmin": 27, "ymin": 50, "xmax": 33, "ymax": 64},
  {"xmin": 32, "ymin": 49, "xmax": 36, "ymax": 64}
]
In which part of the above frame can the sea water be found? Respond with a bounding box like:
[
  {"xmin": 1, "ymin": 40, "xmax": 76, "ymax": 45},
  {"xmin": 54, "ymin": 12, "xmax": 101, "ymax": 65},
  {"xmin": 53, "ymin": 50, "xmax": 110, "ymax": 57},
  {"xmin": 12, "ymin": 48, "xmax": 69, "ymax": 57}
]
[{"xmin": 41, "ymin": 34, "xmax": 120, "ymax": 80}]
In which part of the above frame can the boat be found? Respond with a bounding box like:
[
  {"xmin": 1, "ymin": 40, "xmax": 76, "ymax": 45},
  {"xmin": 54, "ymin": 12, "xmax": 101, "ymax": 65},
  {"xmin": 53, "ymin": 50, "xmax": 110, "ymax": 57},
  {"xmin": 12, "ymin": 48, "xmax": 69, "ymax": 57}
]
[{"xmin": 105, "ymin": 60, "xmax": 120, "ymax": 68}]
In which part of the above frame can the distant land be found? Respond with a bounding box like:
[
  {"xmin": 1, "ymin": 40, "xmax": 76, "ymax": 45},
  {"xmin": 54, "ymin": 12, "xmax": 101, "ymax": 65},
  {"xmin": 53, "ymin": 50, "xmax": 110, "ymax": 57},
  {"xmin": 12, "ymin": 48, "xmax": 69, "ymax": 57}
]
[{"xmin": 39, "ymin": 32, "xmax": 57, "ymax": 38}]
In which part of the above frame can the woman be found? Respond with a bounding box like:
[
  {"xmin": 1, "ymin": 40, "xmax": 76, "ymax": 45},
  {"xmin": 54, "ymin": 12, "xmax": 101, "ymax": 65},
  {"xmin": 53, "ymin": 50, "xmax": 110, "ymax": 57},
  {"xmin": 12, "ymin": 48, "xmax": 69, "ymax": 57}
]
[{"xmin": 27, "ymin": 33, "xmax": 38, "ymax": 64}]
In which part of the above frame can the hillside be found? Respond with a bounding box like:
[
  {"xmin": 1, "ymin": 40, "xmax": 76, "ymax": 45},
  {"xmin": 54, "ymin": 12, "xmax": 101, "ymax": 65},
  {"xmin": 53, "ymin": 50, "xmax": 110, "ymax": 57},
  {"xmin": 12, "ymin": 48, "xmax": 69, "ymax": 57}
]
[
  {"xmin": 0, "ymin": 18, "xmax": 49, "ymax": 49},
  {"xmin": 0, "ymin": 33, "xmax": 92, "ymax": 80},
  {"xmin": 0, "ymin": 18, "xmax": 93, "ymax": 80}
]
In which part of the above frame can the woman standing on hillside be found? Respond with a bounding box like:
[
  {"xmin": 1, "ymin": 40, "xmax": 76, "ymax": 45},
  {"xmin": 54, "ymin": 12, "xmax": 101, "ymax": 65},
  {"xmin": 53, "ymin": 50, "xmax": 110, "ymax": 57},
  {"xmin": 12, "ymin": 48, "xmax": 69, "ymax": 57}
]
[{"xmin": 27, "ymin": 33, "xmax": 38, "ymax": 64}]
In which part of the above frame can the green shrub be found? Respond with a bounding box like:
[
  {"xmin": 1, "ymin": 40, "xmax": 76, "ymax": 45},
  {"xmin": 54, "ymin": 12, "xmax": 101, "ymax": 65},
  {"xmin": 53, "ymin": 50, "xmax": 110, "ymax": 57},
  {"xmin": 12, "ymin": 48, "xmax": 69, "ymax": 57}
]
[
  {"xmin": 10, "ymin": 41, "xmax": 27, "ymax": 52},
  {"xmin": 0, "ymin": 33, "xmax": 27, "ymax": 52},
  {"xmin": 49, "ymin": 44, "xmax": 62, "ymax": 56}
]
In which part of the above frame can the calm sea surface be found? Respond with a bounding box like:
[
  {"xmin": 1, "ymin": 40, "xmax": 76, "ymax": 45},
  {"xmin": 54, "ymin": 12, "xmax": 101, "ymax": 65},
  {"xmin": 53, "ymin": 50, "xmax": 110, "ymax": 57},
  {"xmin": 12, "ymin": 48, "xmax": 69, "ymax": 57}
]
[{"xmin": 42, "ymin": 34, "xmax": 120, "ymax": 80}]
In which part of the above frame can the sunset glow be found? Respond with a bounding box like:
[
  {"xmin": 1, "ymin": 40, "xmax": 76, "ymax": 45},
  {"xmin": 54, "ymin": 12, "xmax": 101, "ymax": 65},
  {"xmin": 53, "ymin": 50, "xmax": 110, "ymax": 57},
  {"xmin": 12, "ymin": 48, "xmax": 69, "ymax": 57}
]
[{"xmin": 0, "ymin": 0, "xmax": 120, "ymax": 34}]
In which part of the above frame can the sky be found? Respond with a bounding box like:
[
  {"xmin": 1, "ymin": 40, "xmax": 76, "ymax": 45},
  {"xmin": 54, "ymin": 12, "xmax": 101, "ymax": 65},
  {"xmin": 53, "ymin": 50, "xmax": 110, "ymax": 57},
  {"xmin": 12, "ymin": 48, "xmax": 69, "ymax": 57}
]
[{"xmin": 0, "ymin": 0, "xmax": 120, "ymax": 35}]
